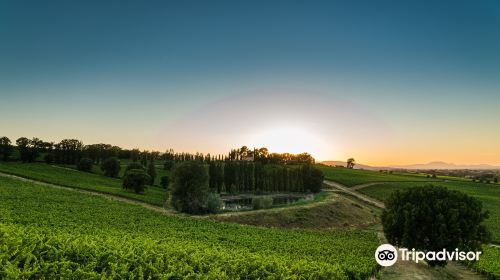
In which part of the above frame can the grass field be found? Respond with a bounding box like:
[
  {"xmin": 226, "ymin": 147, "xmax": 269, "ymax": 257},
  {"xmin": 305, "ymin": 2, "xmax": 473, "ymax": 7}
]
[
  {"xmin": 0, "ymin": 162, "xmax": 167, "ymax": 206},
  {"xmin": 357, "ymin": 180, "xmax": 500, "ymax": 278},
  {"xmin": 357, "ymin": 181, "xmax": 500, "ymax": 243},
  {"xmin": 316, "ymin": 165, "xmax": 436, "ymax": 187},
  {"xmin": 0, "ymin": 175, "xmax": 380, "ymax": 279}
]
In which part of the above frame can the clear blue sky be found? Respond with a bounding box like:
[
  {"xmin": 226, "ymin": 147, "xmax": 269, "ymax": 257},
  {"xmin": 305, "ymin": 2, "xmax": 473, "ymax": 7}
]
[{"xmin": 1, "ymin": 0, "xmax": 499, "ymax": 164}]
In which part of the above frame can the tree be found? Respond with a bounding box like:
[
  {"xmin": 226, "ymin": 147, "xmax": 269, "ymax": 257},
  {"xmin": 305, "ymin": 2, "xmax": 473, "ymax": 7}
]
[
  {"xmin": 0, "ymin": 136, "xmax": 13, "ymax": 161},
  {"xmin": 160, "ymin": 175, "xmax": 170, "ymax": 189},
  {"xmin": 170, "ymin": 161, "xmax": 210, "ymax": 214},
  {"xmin": 147, "ymin": 160, "xmax": 157, "ymax": 185},
  {"xmin": 16, "ymin": 137, "xmax": 38, "ymax": 162},
  {"xmin": 122, "ymin": 169, "xmax": 150, "ymax": 193},
  {"xmin": 101, "ymin": 157, "xmax": 121, "ymax": 178},
  {"xmin": 76, "ymin": 158, "xmax": 93, "ymax": 172},
  {"xmin": 302, "ymin": 165, "xmax": 324, "ymax": 193},
  {"xmin": 382, "ymin": 185, "xmax": 491, "ymax": 267},
  {"xmin": 346, "ymin": 158, "xmax": 356, "ymax": 169}
]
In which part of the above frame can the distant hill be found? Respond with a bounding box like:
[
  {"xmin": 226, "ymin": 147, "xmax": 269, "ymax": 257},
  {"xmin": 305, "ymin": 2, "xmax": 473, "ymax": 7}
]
[
  {"xmin": 389, "ymin": 161, "xmax": 500, "ymax": 170},
  {"xmin": 320, "ymin": 160, "xmax": 500, "ymax": 170}
]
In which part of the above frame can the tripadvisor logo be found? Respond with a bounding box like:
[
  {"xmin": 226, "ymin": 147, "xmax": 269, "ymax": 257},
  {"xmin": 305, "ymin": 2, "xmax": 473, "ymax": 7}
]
[{"xmin": 374, "ymin": 244, "xmax": 482, "ymax": 267}]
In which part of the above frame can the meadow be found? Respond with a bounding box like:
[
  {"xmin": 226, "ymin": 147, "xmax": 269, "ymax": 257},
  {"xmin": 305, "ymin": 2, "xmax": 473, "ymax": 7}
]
[
  {"xmin": 0, "ymin": 162, "xmax": 167, "ymax": 206},
  {"xmin": 0, "ymin": 175, "xmax": 379, "ymax": 279},
  {"xmin": 316, "ymin": 165, "xmax": 435, "ymax": 187}
]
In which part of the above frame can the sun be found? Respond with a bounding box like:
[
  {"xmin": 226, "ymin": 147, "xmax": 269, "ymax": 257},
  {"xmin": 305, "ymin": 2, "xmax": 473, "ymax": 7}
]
[{"xmin": 247, "ymin": 125, "xmax": 328, "ymax": 159}]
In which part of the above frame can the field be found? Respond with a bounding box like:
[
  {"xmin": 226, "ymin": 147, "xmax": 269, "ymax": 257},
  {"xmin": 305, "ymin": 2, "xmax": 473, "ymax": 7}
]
[
  {"xmin": 0, "ymin": 162, "xmax": 167, "ymax": 206},
  {"xmin": 316, "ymin": 165, "xmax": 436, "ymax": 187},
  {"xmin": 355, "ymin": 180, "xmax": 500, "ymax": 278},
  {"xmin": 357, "ymin": 181, "xmax": 500, "ymax": 243},
  {"xmin": 0, "ymin": 175, "xmax": 379, "ymax": 279}
]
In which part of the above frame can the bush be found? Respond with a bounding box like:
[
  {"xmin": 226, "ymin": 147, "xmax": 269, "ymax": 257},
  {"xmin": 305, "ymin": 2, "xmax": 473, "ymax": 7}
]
[
  {"xmin": 101, "ymin": 157, "xmax": 121, "ymax": 178},
  {"xmin": 76, "ymin": 158, "xmax": 93, "ymax": 172},
  {"xmin": 122, "ymin": 169, "xmax": 150, "ymax": 194},
  {"xmin": 171, "ymin": 161, "xmax": 210, "ymax": 214},
  {"xmin": 125, "ymin": 162, "xmax": 145, "ymax": 174},
  {"xmin": 206, "ymin": 193, "xmax": 223, "ymax": 214},
  {"xmin": 252, "ymin": 196, "xmax": 273, "ymax": 210},
  {"xmin": 44, "ymin": 153, "xmax": 54, "ymax": 164},
  {"xmin": 160, "ymin": 176, "xmax": 170, "ymax": 189},
  {"xmin": 382, "ymin": 185, "xmax": 491, "ymax": 267}
]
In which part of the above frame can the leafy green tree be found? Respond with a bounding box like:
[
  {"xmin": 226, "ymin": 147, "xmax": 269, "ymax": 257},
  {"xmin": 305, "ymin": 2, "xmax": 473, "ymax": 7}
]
[
  {"xmin": 171, "ymin": 161, "xmax": 210, "ymax": 214},
  {"xmin": 160, "ymin": 175, "xmax": 170, "ymax": 189},
  {"xmin": 382, "ymin": 185, "xmax": 491, "ymax": 267},
  {"xmin": 346, "ymin": 158, "xmax": 356, "ymax": 169},
  {"xmin": 16, "ymin": 137, "xmax": 38, "ymax": 162},
  {"xmin": 147, "ymin": 160, "xmax": 157, "ymax": 185},
  {"xmin": 44, "ymin": 153, "xmax": 54, "ymax": 164},
  {"xmin": 101, "ymin": 157, "xmax": 121, "ymax": 178},
  {"xmin": 76, "ymin": 158, "xmax": 93, "ymax": 172},
  {"xmin": 122, "ymin": 169, "xmax": 150, "ymax": 193},
  {"xmin": 0, "ymin": 136, "xmax": 13, "ymax": 161}
]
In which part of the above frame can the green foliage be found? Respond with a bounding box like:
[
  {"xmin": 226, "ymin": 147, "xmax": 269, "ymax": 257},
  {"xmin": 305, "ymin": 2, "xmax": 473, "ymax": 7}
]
[
  {"xmin": 147, "ymin": 160, "xmax": 156, "ymax": 185},
  {"xmin": 163, "ymin": 159, "xmax": 174, "ymax": 170},
  {"xmin": 76, "ymin": 157, "xmax": 93, "ymax": 172},
  {"xmin": 0, "ymin": 176, "xmax": 380, "ymax": 279},
  {"xmin": 0, "ymin": 162, "xmax": 166, "ymax": 206},
  {"xmin": 382, "ymin": 185, "xmax": 491, "ymax": 267},
  {"xmin": 301, "ymin": 164, "xmax": 324, "ymax": 193},
  {"xmin": 122, "ymin": 169, "xmax": 150, "ymax": 194},
  {"xmin": 100, "ymin": 157, "xmax": 121, "ymax": 178},
  {"xmin": 160, "ymin": 175, "xmax": 169, "ymax": 189},
  {"xmin": 252, "ymin": 196, "xmax": 274, "ymax": 210},
  {"xmin": 206, "ymin": 192, "xmax": 223, "ymax": 214},
  {"xmin": 0, "ymin": 136, "xmax": 13, "ymax": 161},
  {"xmin": 359, "ymin": 180, "xmax": 500, "ymax": 243},
  {"xmin": 16, "ymin": 137, "xmax": 38, "ymax": 162},
  {"xmin": 43, "ymin": 153, "xmax": 54, "ymax": 164},
  {"xmin": 171, "ymin": 161, "xmax": 210, "ymax": 214}
]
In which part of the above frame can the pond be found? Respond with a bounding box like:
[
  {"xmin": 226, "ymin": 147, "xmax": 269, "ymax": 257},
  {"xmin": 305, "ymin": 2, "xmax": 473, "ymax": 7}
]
[{"xmin": 221, "ymin": 193, "xmax": 314, "ymax": 211}]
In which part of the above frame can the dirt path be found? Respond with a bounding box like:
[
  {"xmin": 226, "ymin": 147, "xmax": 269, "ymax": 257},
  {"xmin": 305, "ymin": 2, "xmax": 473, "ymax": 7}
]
[
  {"xmin": 324, "ymin": 180, "xmax": 386, "ymax": 209},
  {"xmin": 0, "ymin": 172, "xmax": 176, "ymax": 216}
]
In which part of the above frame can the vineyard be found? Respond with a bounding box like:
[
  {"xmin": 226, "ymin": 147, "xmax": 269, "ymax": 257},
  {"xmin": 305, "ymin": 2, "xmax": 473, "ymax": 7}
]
[
  {"xmin": 0, "ymin": 162, "xmax": 167, "ymax": 206},
  {"xmin": 0, "ymin": 176, "xmax": 379, "ymax": 279},
  {"xmin": 316, "ymin": 165, "xmax": 435, "ymax": 187}
]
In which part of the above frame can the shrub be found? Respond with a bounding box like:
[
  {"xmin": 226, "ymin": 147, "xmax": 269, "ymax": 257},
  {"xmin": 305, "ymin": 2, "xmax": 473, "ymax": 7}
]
[
  {"xmin": 171, "ymin": 161, "xmax": 210, "ymax": 214},
  {"xmin": 122, "ymin": 169, "xmax": 150, "ymax": 194},
  {"xmin": 206, "ymin": 193, "xmax": 223, "ymax": 214},
  {"xmin": 125, "ymin": 162, "xmax": 145, "ymax": 173},
  {"xmin": 252, "ymin": 196, "xmax": 273, "ymax": 210},
  {"xmin": 160, "ymin": 176, "xmax": 170, "ymax": 189},
  {"xmin": 382, "ymin": 185, "xmax": 491, "ymax": 267},
  {"xmin": 44, "ymin": 153, "xmax": 54, "ymax": 164},
  {"xmin": 76, "ymin": 158, "xmax": 93, "ymax": 172},
  {"xmin": 101, "ymin": 157, "xmax": 121, "ymax": 178}
]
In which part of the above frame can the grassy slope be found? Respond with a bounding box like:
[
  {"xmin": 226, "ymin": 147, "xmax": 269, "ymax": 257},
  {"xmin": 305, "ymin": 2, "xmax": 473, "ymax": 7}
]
[
  {"xmin": 0, "ymin": 162, "xmax": 166, "ymax": 206},
  {"xmin": 357, "ymin": 181, "xmax": 500, "ymax": 278},
  {"xmin": 212, "ymin": 193, "xmax": 379, "ymax": 230},
  {"xmin": 0, "ymin": 176, "xmax": 379, "ymax": 279},
  {"xmin": 358, "ymin": 181, "xmax": 500, "ymax": 243},
  {"xmin": 316, "ymin": 164, "xmax": 435, "ymax": 187}
]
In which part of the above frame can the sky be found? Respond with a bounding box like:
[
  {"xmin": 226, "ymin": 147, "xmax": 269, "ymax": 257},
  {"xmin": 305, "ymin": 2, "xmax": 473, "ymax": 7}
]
[{"xmin": 1, "ymin": 0, "xmax": 499, "ymax": 165}]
